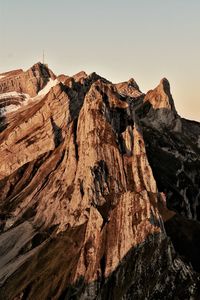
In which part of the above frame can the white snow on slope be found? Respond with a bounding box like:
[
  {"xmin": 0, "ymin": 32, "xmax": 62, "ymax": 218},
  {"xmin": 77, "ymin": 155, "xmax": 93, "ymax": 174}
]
[
  {"xmin": 1, "ymin": 104, "xmax": 21, "ymax": 114},
  {"xmin": 0, "ymin": 78, "xmax": 59, "ymax": 115},
  {"xmin": 38, "ymin": 79, "xmax": 58, "ymax": 96},
  {"xmin": 0, "ymin": 75, "xmax": 5, "ymax": 80},
  {"xmin": 0, "ymin": 92, "xmax": 30, "ymax": 114},
  {"xmin": 0, "ymin": 91, "xmax": 30, "ymax": 100}
]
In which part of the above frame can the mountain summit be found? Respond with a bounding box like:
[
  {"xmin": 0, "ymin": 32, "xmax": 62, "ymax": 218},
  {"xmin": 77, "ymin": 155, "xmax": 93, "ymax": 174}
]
[
  {"xmin": 0, "ymin": 63, "xmax": 200, "ymax": 299},
  {"xmin": 144, "ymin": 77, "xmax": 175, "ymax": 110}
]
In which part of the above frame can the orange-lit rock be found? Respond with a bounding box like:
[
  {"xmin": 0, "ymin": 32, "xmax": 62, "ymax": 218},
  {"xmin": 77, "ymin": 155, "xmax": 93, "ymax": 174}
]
[{"xmin": 0, "ymin": 63, "xmax": 199, "ymax": 300}]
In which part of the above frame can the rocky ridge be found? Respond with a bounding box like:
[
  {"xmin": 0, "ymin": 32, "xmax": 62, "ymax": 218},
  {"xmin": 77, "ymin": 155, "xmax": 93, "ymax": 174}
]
[{"xmin": 0, "ymin": 63, "xmax": 200, "ymax": 299}]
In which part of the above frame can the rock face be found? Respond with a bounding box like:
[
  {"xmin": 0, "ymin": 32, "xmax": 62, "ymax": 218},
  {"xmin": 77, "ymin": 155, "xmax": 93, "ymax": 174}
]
[
  {"xmin": 0, "ymin": 63, "xmax": 200, "ymax": 299},
  {"xmin": 0, "ymin": 63, "xmax": 56, "ymax": 116},
  {"xmin": 139, "ymin": 78, "xmax": 182, "ymax": 132},
  {"xmin": 0, "ymin": 63, "xmax": 56, "ymax": 96}
]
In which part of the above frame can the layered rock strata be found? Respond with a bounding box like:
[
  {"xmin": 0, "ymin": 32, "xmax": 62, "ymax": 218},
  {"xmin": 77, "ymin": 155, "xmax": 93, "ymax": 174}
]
[{"xmin": 0, "ymin": 63, "xmax": 199, "ymax": 299}]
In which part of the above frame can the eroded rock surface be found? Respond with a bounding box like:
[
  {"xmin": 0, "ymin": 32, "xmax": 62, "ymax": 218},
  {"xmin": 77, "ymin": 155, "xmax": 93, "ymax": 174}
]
[{"xmin": 0, "ymin": 63, "xmax": 200, "ymax": 299}]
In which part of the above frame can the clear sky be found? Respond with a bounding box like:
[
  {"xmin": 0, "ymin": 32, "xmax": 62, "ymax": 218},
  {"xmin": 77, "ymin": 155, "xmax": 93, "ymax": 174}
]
[{"xmin": 0, "ymin": 0, "xmax": 199, "ymax": 121}]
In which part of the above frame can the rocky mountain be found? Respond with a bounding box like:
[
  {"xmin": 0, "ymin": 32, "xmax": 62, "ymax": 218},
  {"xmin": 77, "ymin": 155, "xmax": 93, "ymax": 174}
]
[{"xmin": 0, "ymin": 62, "xmax": 200, "ymax": 299}]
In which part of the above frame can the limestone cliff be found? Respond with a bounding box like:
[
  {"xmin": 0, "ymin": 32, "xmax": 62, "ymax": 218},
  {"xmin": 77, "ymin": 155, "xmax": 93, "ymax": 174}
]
[{"xmin": 0, "ymin": 63, "xmax": 200, "ymax": 299}]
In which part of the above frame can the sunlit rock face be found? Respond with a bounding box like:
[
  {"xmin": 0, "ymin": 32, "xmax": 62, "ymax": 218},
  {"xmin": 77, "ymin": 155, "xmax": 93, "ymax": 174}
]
[
  {"xmin": 0, "ymin": 63, "xmax": 200, "ymax": 300},
  {"xmin": 138, "ymin": 78, "xmax": 182, "ymax": 132}
]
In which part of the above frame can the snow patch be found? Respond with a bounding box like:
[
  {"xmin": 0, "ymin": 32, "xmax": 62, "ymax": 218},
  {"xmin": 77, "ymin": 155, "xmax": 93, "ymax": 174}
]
[
  {"xmin": 38, "ymin": 79, "xmax": 58, "ymax": 96},
  {"xmin": 0, "ymin": 75, "xmax": 5, "ymax": 80},
  {"xmin": 0, "ymin": 91, "xmax": 30, "ymax": 100},
  {"xmin": 1, "ymin": 104, "xmax": 21, "ymax": 114},
  {"xmin": 0, "ymin": 92, "xmax": 30, "ymax": 115},
  {"xmin": 0, "ymin": 79, "xmax": 59, "ymax": 115}
]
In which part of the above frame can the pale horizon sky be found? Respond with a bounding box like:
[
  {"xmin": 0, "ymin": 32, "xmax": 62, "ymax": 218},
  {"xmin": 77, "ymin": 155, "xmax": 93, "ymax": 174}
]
[{"xmin": 0, "ymin": 0, "xmax": 199, "ymax": 121}]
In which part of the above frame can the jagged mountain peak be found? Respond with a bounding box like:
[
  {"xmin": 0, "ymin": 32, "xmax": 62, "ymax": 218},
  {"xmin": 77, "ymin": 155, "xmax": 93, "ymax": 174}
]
[
  {"xmin": 138, "ymin": 77, "xmax": 182, "ymax": 131},
  {"xmin": 72, "ymin": 70, "xmax": 88, "ymax": 82},
  {"xmin": 144, "ymin": 77, "xmax": 176, "ymax": 111},
  {"xmin": 87, "ymin": 71, "xmax": 111, "ymax": 84},
  {"xmin": 30, "ymin": 61, "xmax": 46, "ymax": 70},
  {"xmin": 115, "ymin": 78, "xmax": 143, "ymax": 99},
  {"xmin": 160, "ymin": 77, "xmax": 170, "ymax": 86},
  {"xmin": 127, "ymin": 77, "xmax": 141, "ymax": 90},
  {"xmin": 159, "ymin": 77, "xmax": 173, "ymax": 99},
  {"xmin": 28, "ymin": 62, "xmax": 56, "ymax": 80},
  {"xmin": 0, "ymin": 64, "xmax": 200, "ymax": 299}
]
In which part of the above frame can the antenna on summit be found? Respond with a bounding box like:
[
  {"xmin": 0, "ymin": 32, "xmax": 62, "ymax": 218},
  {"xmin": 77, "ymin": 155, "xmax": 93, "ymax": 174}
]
[{"xmin": 42, "ymin": 50, "xmax": 45, "ymax": 64}]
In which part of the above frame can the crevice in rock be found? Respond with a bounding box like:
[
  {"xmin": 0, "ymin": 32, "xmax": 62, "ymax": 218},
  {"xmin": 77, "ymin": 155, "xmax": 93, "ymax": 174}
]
[
  {"xmin": 73, "ymin": 118, "xmax": 79, "ymax": 161},
  {"xmin": 0, "ymin": 116, "xmax": 7, "ymax": 132},
  {"xmin": 116, "ymin": 133, "xmax": 126, "ymax": 154},
  {"xmin": 32, "ymin": 149, "xmax": 66, "ymax": 202},
  {"xmin": 50, "ymin": 116, "xmax": 63, "ymax": 148},
  {"xmin": 79, "ymin": 180, "xmax": 84, "ymax": 197},
  {"xmin": 21, "ymin": 283, "xmax": 32, "ymax": 300},
  {"xmin": 100, "ymin": 253, "xmax": 106, "ymax": 285}
]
